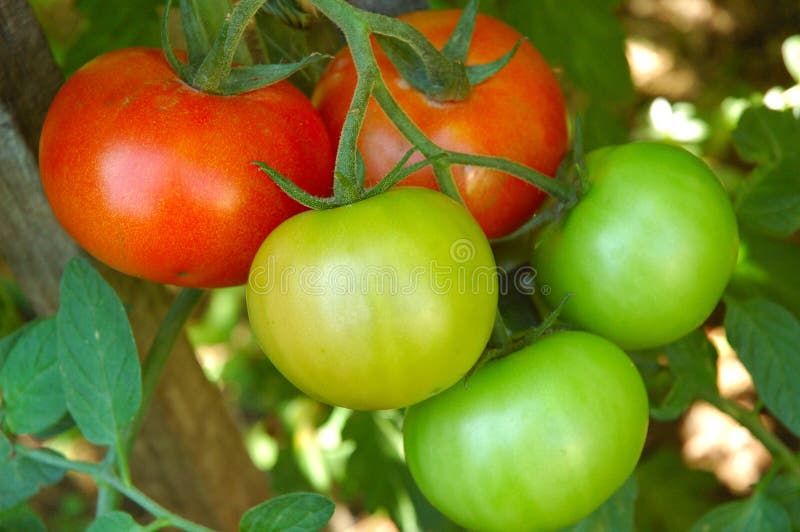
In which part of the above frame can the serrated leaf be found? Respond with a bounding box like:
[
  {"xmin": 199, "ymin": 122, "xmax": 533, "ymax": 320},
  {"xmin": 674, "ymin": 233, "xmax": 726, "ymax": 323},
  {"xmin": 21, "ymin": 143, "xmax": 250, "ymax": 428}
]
[
  {"xmin": 560, "ymin": 474, "xmax": 637, "ymax": 531},
  {"xmin": 0, "ymin": 319, "xmax": 66, "ymax": 435},
  {"xmin": 689, "ymin": 494, "xmax": 791, "ymax": 532},
  {"xmin": 56, "ymin": 257, "xmax": 141, "ymax": 448},
  {"xmin": 725, "ymin": 298, "xmax": 800, "ymax": 437},
  {"xmin": 733, "ymin": 107, "xmax": 800, "ymax": 166},
  {"xmin": 736, "ymin": 157, "xmax": 800, "ymax": 238},
  {"xmin": 87, "ymin": 511, "xmax": 144, "ymax": 532},
  {"xmin": 239, "ymin": 493, "xmax": 334, "ymax": 532},
  {"xmin": 0, "ymin": 503, "xmax": 47, "ymax": 532},
  {"xmin": 0, "ymin": 435, "xmax": 65, "ymax": 511},
  {"xmin": 651, "ymin": 330, "xmax": 718, "ymax": 421}
]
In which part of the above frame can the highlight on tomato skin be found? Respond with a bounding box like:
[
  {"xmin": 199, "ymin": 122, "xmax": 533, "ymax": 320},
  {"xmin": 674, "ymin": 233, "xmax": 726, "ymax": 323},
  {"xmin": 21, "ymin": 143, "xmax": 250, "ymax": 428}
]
[
  {"xmin": 312, "ymin": 9, "xmax": 569, "ymax": 239},
  {"xmin": 245, "ymin": 187, "xmax": 499, "ymax": 411},
  {"xmin": 403, "ymin": 330, "xmax": 649, "ymax": 532},
  {"xmin": 531, "ymin": 142, "xmax": 740, "ymax": 351},
  {"xmin": 39, "ymin": 47, "xmax": 335, "ymax": 288}
]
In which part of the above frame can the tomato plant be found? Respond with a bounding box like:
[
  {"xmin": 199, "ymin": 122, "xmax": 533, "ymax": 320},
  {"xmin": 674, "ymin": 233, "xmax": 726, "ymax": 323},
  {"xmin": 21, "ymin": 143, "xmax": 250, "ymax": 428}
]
[
  {"xmin": 312, "ymin": 9, "xmax": 568, "ymax": 239},
  {"xmin": 403, "ymin": 331, "xmax": 649, "ymax": 532},
  {"xmin": 531, "ymin": 142, "xmax": 739, "ymax": 351},
  {"xmin": 245, "ymin": 187, "xmax": 497, "ymax": 410},
  {"xmin": 39, "ymin": 47, "xmax": 334, "ymax": 288}
]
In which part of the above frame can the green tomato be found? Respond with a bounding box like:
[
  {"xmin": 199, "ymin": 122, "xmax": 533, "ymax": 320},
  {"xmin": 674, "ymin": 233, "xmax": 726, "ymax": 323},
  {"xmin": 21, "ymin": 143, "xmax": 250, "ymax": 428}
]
[
  {"xmin": 403, "ymin": 331, "xmax": 649, "ymax": 532},
  {"xmin": 246, "ymin": 188, "xmax": 498, "ymax": 410},
  {"xmin": 532, "ymin": 142, "xmax": 739, "ymax": 350}
]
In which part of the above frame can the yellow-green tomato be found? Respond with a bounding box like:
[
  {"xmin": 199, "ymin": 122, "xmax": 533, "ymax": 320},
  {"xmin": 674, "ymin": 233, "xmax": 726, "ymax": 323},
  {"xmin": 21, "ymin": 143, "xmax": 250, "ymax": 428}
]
[
  {"xmin": 403, "ymin": 331, "xmax": 649, "ymax": 532},
  {"xmin": 246, "ymin": 188, "xmax": 498, "ymax": 410},
  {"xmin": 532, "ymin": 142, "xmax": 739, "ymax": 351}
]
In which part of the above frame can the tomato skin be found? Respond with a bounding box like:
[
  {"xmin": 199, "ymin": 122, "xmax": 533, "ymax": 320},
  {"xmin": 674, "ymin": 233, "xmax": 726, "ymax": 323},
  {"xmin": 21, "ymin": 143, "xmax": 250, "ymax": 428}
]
[
  {"xmin": 39, "ymin": 48, "xmax": 334, "ymax": 288},
  {"xmin": 312, "ymin": 10, "xmax": 568, "ymax": 239},
  {"xmin": 245, "ymin": 188, "xmax": 498, "ymax": 410},
  {"xmin": 403, "ymin": 331, "xmax": 649, "ymax": 532},
  {"xmin": 531, "ymin": 142, "xmax": 739, "ymax": 350}
]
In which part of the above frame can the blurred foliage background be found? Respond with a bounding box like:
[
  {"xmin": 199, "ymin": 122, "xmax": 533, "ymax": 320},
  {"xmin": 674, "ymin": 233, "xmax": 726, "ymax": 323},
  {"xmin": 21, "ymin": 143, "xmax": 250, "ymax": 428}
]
[{"xmin": 5, "ymin": 0, "xmax": 800, "ymax": 530}]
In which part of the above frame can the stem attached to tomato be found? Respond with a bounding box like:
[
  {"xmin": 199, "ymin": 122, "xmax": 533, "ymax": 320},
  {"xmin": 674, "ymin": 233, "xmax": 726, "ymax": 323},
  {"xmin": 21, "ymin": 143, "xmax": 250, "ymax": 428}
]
[{"xmin": 252, "ymin": 0, "xmax": 576, "ymax": 210}]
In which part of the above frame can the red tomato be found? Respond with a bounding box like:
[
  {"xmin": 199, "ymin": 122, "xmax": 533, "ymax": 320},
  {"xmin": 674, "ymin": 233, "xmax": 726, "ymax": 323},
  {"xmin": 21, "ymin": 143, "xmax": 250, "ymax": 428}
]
[
  {"xmin": 40, "ymin": 48, "xmax": 334, "ymax": 288},
  {"xmin": 312, "ymin": 10, "xmax": 568, "ymax": 239}
]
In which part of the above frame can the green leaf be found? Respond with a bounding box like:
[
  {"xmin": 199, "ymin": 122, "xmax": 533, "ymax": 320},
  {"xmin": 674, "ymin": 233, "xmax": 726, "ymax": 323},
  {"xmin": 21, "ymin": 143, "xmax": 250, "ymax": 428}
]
[
  {"xmin": 0, "ymin": 434, "xmax": 65, "ymax": 511},
  {"xmin": 729, "ymin": 228, "xmax": 800, "ymax": 319},
  {"xmin": 61, "ymin": 0, "xmax": 162, "ymax": 75},
  {"xmin": 733, "ymin": 107, "xmax": 800, "ymax": 166},
  {"xmin": 735, "ymin": 157, "xmax": 800, "ymax": 238},
  {"xmin": 86, "ymin": 511, "xmax": 144, "ymax": 532},
  {"xmin": 635, "ymin": 449, "xmax": 719, "ymax": 532},
  {"xmin": 560, "ymin": 474, "xmax": 637, "ymax": 531},
  {"xmin": 689, "ymin": 493, "xmax": 791, "ymax": 532},
  {"xmin": 239, "ymin": 493, "xmax": 334, "ymax": 532},
  {"xmin": 766, "ymin": 473, "xmax": 800, "ymax": 530},
  {"xmin": 56, "ymin": 257, "xmax": 141, "ymax": 447},
  {"xmin": 479, "ymin": 0, "xmax": 633, "ymax": 103},
  {"xmin": 651, "ymin": 329, "xmax": 718, "ymax": 421},
  {"xmin": 342, "ymin": 411, "xmax": 421, "ymax": 531},
  {"xmin": 0, "ymin": 318, "xmax": 66, "ymax": 435},
  {"xmin": 0, "ymin": 322, "xmax": 34, "ymax": 371},
  {"xmin": 724, "ymin": 298, "xmax": 800, "ymax": 437},
  {"xmin": 0, "ymin": 503, "xmax": 47, "ymax": 532}
]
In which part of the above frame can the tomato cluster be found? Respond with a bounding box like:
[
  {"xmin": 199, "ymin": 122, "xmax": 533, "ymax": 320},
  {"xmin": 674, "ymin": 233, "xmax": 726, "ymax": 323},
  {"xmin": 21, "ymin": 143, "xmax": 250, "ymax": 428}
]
[{"xmin": 38, "ymin": 5, "xmax": 740, "ymax": 531}]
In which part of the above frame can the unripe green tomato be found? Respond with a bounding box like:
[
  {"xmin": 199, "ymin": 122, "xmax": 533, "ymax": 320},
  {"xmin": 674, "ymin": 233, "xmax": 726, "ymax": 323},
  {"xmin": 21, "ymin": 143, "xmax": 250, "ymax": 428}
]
[
  {"xmin": 532, "ymin": 142, "xmax": 739, "ymax": 350},
  {"xmin": 246, "ymin": 188, "xmax": 498, "ymax": 410},
  {"xmin": 403, "ymin": 331, "xmax": 649, "ymax": 532}
]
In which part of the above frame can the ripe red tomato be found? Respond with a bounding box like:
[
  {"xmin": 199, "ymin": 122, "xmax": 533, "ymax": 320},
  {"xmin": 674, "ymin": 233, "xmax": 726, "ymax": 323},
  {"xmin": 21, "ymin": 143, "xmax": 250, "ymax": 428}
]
[
  {"xmin": 40, "ymin": 48, "xmax": 334, "ymax": 288},
  {"xmin": 312, "ymin": 10, "xmax": 568, "ymax": 239}
]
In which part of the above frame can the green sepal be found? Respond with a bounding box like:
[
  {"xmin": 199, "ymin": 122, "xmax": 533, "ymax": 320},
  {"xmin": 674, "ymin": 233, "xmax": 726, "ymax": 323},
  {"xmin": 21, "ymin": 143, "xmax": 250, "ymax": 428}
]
[
  {"xmin": 162, "ymin": 0, "xmax": 323, "ymax": 95},
  {"xmin": 441, "ymin": 0, "xmax": 478, "ymax": 62},
  {"xmin": 179, "ymin": 0, "xmax": 212, "ymax": 67},
  {"xmin": 161, "ymin": 0, "xmax": 193, "ymax": 80},
  {"xmin": 465, "ymin": 38, "xmax": 522, "ymax": 86},
  {"xmin": 372, "ymin": 15, "xmax": 471, "ymax": 102},
  {"xmin": 219, "ymin": 53, "xmax": 330, "ymax": 93},
  {"xmin": 253, "ymin": 162, "xmax": 337, "ymax": 210},
  {"xmin": 260, "ymin": 0, "xmax": 316, "ymax": 29}
]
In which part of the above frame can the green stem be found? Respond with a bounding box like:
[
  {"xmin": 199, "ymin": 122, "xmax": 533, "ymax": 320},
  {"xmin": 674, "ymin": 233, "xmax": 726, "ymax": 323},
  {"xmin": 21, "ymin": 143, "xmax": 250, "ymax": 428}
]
[
  {"xmin": 307, "ymin": 0, "xmax": 577, "ymax": 207},
  {"xmin": 115, "ymin": 441, "xmax": 132, "ymax": 486},
  {"xmin": 127, "ymin": 289, "xmax": 205, "ymax": 453},
  {"xmin": 191, "ymin": 0, "xmax": 264, "ymax": 92},
  {"xmin": 15, "ymin": 446, "xmax": 216, "ymax": 532},
  {"xmin": 491, "ymin": 309, "xmax": 511, "ymax": 347},
  {"xmin": 703, "ymin": 394, "xmax": 800, "ymax": 480}
]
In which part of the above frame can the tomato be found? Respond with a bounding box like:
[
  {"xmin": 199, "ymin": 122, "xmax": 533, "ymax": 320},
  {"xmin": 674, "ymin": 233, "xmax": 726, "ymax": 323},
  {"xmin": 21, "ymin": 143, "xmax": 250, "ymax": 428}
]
[
  {"xmin": 245, "ymin": 188, "xmax": 497, "ymax": 410},
  {"xmin": 39, "ymin": 48, "xmax": 334, "ymax": 288},
  {"xmin": 531, "ymin": 142, "xmax": 739, "ymax": 351},
  {"xmin": 312, "ymin": 10, "xmax": 568, "ymax": 239},
  {"xmin": 403, "ymin": 331, "xmax": 649, "ymax": 532}
]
